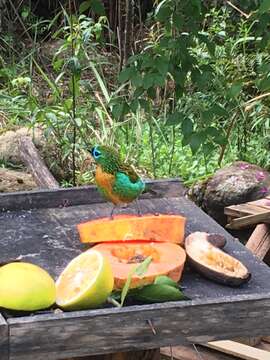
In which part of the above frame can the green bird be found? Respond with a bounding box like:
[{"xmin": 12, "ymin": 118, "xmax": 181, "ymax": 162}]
[{"xmin": 90, "ymin": 145, "xmax": 145, "ymax": 216}]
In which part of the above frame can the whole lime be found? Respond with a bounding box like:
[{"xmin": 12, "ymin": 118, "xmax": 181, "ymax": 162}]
[{"xmin": 0, "ymin": 262, "xmax": 56, "ymax": 311}]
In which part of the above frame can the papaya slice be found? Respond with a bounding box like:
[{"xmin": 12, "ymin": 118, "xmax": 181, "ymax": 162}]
[
  {"xmin": 93, "ymin": 241, "xmax": 186, "ymax": 289},
  {"xmin": 77, "ymin": 214, "xmax": 186, "ymax": 244}
]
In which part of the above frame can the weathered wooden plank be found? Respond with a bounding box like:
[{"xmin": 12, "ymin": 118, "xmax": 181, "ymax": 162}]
[
  {"xmin": 8, "ymin": 294, "xmax": 270, "ymax": 360},
  {"xmin": 246, "ymin": 224, "xmax": 270, "ymax": 260},
  {"xmin": 225, "ymin": 204, "xmax": 270, "ymax": 218},
  {"xmin": 205, "ymin": 340, "xmax": 270, "ymax": 360},
  {"xmin": 0, "ymin": 313, "xmax": 9, "ymax": 360},
  {"xmin": 0, "ymin": 179, "xmax": 185, "ymax": 212},
  {"xmin": 226, "ymin": 212, "xmax": 270, "ymax": 230},
  {"xmin": 161, "ymin": 344, "xmax": 237, "ymax": 360}
]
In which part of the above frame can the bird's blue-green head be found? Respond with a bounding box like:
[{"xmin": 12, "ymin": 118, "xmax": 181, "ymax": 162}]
[{"xmin": 90, "ymin": 145, "xmax": 121, "ymax": 173}]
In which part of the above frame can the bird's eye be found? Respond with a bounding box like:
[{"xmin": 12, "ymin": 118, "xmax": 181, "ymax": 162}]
[{"xmin": 93, "ymin": 149, "xmax": 101, "ymax": 158}]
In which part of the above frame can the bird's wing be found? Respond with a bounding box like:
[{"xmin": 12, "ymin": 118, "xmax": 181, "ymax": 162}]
[{"xmin": 118, "ymin": 163, "xmax": 139, "ymax": 183}]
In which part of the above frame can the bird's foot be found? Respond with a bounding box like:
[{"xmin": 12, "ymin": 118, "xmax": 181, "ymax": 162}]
[
  {"xmin": 110, "ymin": 205, "xmax": 116, "ymax": 220},
  {"xmin": 136, "ymin": 199, "xmax": 142, "ymax": 217}
]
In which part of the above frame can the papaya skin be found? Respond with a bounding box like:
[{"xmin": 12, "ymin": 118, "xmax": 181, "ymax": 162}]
[{"xmin": 77, "ymin": 214, "xmax": 186, "ymax": 244}]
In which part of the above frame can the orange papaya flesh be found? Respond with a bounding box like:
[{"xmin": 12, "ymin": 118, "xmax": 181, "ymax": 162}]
[
  {"xmin": 93, "ymin": 241, "xmax": 186, "ymax": 290},
  {"xmin": 77, "ymin": 214, "xmax": 186, "ymax": 244}
]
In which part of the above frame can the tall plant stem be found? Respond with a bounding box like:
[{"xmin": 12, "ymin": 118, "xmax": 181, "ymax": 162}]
[
  {"xmin": 69, "ymin": 0, "xmax": 77, "ymax": 186},
  {"xmin": 71, "ymin": 74, "xmax": 77, "ymax": 186},
  {"xmin": 218, "ymin": 111, "xmax": 238, "ymax": 166},
  {"xmin": 148, "ymin": 118, "xmax": 157, "ymax": 178},
  {"xmin": 168, "ymin": 126, "xmax": 175, "ymax": 175}
]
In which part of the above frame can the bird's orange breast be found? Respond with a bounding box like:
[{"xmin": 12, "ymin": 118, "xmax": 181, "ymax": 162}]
[{"xmin": 95, "ymin": 166, "xmax": 123, "ymax": 205}]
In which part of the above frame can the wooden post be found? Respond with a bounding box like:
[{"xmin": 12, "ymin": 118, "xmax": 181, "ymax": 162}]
[{"xmin": 19, "ymin": 136, "xmax": 59, "ymax": 189}]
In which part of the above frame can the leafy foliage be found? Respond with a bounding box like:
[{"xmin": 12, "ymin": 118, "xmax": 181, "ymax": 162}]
[{"xmin": 0, "ymin": 1, "xmax": 270, "ymax": 187}]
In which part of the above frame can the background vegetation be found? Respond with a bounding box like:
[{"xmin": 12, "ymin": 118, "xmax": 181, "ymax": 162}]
[{"xmin": 0, "ymin": 0, "xmax": 270, "ymax": 187}]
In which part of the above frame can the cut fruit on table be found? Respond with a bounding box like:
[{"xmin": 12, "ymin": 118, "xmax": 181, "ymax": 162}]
[
  {"xmin": 0, "ymin": 262, "xmax": 55, "ymax": 311},
  {"xmin": 93, "ymin": 242, "xmax": 186, "ymax": 290},
  {"xmin": 56, "ymin": 249, "xmax": 114, "ymax": 310},
  {"xmin": 185, "ymin": 232, "xmax": 251, "ymax": 286},
  {"xmin": 77, "ymin": 214, "xmax": 186, "ymax": 244}
]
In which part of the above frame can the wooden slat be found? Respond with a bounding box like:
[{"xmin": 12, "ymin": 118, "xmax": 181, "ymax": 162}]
[
  {"xmin": 205, "ymin": 340, "xmax": 270, "ymax": 360},
  {"xmin": 0, "ymin": 178, "xmax": 186, "ymax": 212},
  {"xmin": 7, "ymin": 294, "xmax": 270, "ymax": 360},
  {"xmin": 226, "ymin": 212, "xmax": 270, "ymax": 230},
  {"xmin": 161, "ymin": 345, "xmax": 237, "ymax": 360},
  {"xmin": 225, "ymin": 204, "xmax": 270, "ymax": 218},
  {"xmin": 0, "ymin": 313, "xmax": 9, "ymax": 360},
  {"xmin": 245, "ymin": 224, "xmax": 270, "ymax": 260}
]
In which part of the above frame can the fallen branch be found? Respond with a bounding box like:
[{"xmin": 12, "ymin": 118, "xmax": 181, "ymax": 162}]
[{"xmin": 19, "ymin": 136, "xmax": 59, "ymax": 189}]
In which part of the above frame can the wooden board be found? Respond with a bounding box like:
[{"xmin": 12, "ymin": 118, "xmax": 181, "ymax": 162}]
[
  {"xmin": 0, "ymin": 178, "xmax": 185, "ymax": 212},
  {"xmin": 225, "ymin": 198, "xmax": 270, "ymax": 230},
  {"xmin": 206, "ymin": 340, "xmax": 270, "ymax": 360},
  {"xmin": 0, "ymin": 314, "xmax": 9, "ymax": 360},
  {"xmin": 161, "ymin": 345, "xmax": 238, "ymax": 360},
  {"xmin": 1, "ymin": 182, "xmax": 270, "ymax": 359}
]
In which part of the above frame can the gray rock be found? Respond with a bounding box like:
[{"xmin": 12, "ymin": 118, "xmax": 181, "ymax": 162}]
[{"xmin": 188, "ymin": 161, "xmax": 270, "ymax": 225}]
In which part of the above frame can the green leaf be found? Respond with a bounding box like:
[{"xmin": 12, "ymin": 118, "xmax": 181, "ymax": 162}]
[
  {"xmin": 189, "ymin": 133, "xmax": 203, "ymax": 154},
  {"xmin": 131, "ymin": 74, "xmax": 143, "ymax": 87},
  {"xmin": 89, "ymin": 61, "xmax": 110, "ymax": 103},
  {"xmin": 91, "ymin": 0, "xmax": 105, "ymax": 14},
  {"xmin": 75, "ymin": 117, "xmax": 82, "ymax": 127},
  {"xmin": 21, "ymin": 9, "xmax": 29, "ymax": 19},
  {"xmin": 46, "ymin": 112, "xmax": 57, "ymax": 123},
  {"xmin": 132, "ymin": 284, "xmax": 186, "ymax": 303},
  {"xmin": 259, "ymin": 0, "xmax": 270, "ymax": 13},
  {"xmin": 210, "ymin": 104, "xmax": 228, "ymax": 117},
  {"xmin": 79, "ymin": 1, "xmax": 91, "ymax": 13},
  {"xmin": 80, "ymin": 0, "xmax": 105, "ymax": 14},
  {"xmin": 202, "ymin": 109, "xmax": 214, "ymax": 122},
  {"xmin": 227, "ymin": 82, "xmax": 242, "ymax": 98},
  {"xmin": 119, "ymin": 67, "xmax": 132, "ymax": 83},
  {"xmin": 181, "ymin": 117, "xmax": 193, "ymax": 136},
  {"xmin": 143, "ymin": 73, "xmax": 155, "ymax": 89},
  {"xmin": 155, "ymin": 2, "xmax": 172, "ymax": 22},
  {"xmin": 154, "ymin": 276, "xmax": 179, "ymax": 288},
  {"xmin": 166, "ymin": 111, "xmax": 186, "ymax": 126},
  {"xmin": 130, "ymin": 99, "xmax": 139, "ymax": 113},
  {"xmin": 64, "ymin": 98, "xmax": 73, "ymax": 111},
  {"xmin": 120, "ymin": 257, "xmax": 152, "ymax": 307},
  {"xmin": 259, "ymin": 76, "xmax": 270, "ymax": 91},
  {"xmin": 67, "ymin": 57, "xmax": 81, "ymax": 76},
  {"xmin": 154, "ymin": 58, "xmax": 169, "ymax": 76},
  {"xmin": 112, "ymin": 102, "xmax": 129, "ymax": 119},
  {"xmin": 139, "ymin": 99, "xmax": 150, "ymax": 112}
]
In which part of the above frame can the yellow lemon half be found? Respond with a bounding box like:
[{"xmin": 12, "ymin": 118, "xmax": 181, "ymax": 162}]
[
  {"xmin": 56, "ymin": 249, "xmax": 114, "ymax": 310},
  {"xmin": 0, "ymin": 262, "xmax": 56, "ymax": 311}
]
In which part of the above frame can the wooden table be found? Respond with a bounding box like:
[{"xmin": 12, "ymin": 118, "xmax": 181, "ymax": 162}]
[{"xmin": 1, "ymin": 179, "xmax": 270, "ymax": 360}]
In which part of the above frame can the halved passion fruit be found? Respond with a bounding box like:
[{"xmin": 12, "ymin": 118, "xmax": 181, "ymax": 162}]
[
  {"xmin": 92, "ymin": 242, "xmax": 186, "ymax": 290},
  {"xmin": 185, "ymin": 232, "xmax": 251, "ymax": 286}
]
